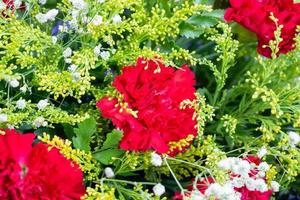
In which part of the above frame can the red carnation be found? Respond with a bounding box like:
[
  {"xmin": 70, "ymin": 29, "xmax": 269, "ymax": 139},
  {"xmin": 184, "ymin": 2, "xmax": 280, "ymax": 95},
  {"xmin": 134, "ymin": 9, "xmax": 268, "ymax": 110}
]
[
  {"xmin": 97, "ymin": 57, "xmax": 197, "ymax": 154},
  {"xmin": 0, "ymin": 129, "xmax": 85, "ymax": 200},
  {"xmin": 224, "ymin": 0, "xmax": 300, "ymax": 58}
]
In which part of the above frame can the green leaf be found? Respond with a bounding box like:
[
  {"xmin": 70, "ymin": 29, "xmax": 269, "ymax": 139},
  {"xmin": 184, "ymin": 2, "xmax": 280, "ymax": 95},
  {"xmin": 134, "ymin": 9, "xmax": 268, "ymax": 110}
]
[
  {"xmin": 92, "ymin": 130, "xmax": 124, "ymax": 165},
  {"xmin": 93, "ymin": 149, "xmax": 125, "ymax": 165},
  {"xmin": 202, "ymin": 9, "xmax": 225, "ymax": 19},
  {"xmin": 179, "ymin": 22, "xmax": 203, "ymax": 39},
  {"xmin": 187, "ymin": 15, "xmax": 218, "ymax": 27},
  {"xmin": 101, "ymin": 129, "xmax": 123, "ymax": 150},
  {"xmin": 72, "ymin": 117, "xmax": 97, "ymax": 152}
]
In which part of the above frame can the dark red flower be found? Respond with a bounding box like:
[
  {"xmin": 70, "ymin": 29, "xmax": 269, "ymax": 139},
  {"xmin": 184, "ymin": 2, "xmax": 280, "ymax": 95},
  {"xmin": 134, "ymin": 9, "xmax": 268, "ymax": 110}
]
[
  {"xmin": 1, "ymin": 0, "xmax": 26, "ymax": 13},
  {"xmin": 97, "ymin": 57, "xmax": 197, "ymax": 154},
  {"xmin": 224, "ymin": 0, "xmax": 300, "ymax": 58},
  {"xmin": 0, "ymin": 129, "xmax": 85, "ymax": 200}
]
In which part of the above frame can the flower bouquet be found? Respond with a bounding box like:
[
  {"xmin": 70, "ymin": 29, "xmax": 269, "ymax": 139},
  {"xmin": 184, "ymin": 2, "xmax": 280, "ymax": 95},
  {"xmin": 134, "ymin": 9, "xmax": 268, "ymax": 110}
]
[{"xmin": 0, "ymin": 0, "xmax": 299, "ymax": 199}]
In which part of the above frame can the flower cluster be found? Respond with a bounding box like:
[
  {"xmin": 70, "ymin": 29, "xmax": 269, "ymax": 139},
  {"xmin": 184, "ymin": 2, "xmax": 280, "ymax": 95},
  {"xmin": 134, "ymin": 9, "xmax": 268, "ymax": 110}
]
[
  {"xmin": 174, "ymin": 156, "xmax": 279, "ymax": 200},
  {"xmin": 97, "ymin": 57, "xmax": 197, "ymax": 155},
  {"xmin": 225, "ymin": 0, "xmax": 300, "ymax": 57},
  {"xmin": 0, "ymin": 129, "xmax": 85, "ymax": 199}
]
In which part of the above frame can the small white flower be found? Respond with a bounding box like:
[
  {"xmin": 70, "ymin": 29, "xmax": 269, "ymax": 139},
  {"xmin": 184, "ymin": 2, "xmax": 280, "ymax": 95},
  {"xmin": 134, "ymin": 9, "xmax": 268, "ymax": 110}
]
[
  {"xmin": 72, "ymin": 72, "xmax": 81, "ymax": 81},
  {"xmin": 14, "ymin": 0, "xmax": 22, "ymax": 8},
  {"xmin": 218, "ymin": 158, "xmax": 231, "ymax": 170},
  {"xmin": 190, "ymin": 190, "xmax": 205, "ymax": 200},
  {"xmin": 9, "ymin": 79, "xmax": 20, "ymax": 88},
  {"xmin": 245, "ymin": 177, "xmax": 256, "ymax": 191},
  {"xmin": 65, "ymin": 58, "xmax": 72, "ymax": 64},
  {"xmin": 59, "ymin": 24, "xmax": 70, "ymax": 32},
  {"xmin": 150, "ymin": 152, "xmax": 163, "ymax": 167},
  {"xmin": 70, "ymin": 0, "xmax": 87, "ymax": 10},
  {"xmin": 45, "ymin": 9, "xmax": 58, "ymax": 21},
  {"xmin": 91, "ymin": 15, "xmax": 103, "ymax": 26},
  {"xmin": 104, "ymin": 167, "xmax": 115, "ymax": 178},
  {"xmin": 36, "ymin": 15, "xmax": 46, "ymax": 23},
  {"xmin": 205, "ymin": 183, "xmax": 223, "ymax": 197},
  {"xmin": 52, "ymin": 36, "xmax": 58, "ymax": 44},
  {"xmin": 257, "ymin": 147, "xmax": 267, "ymax": 158},
  {"xmin": 93, "ymin": 45, "xmax": 101, "ymax": 55},
  {"xmin": 100, "ymin": 51, "xmax": 110, "ymax": 60},
  {"xmin": 287, "ymin": 131, "xmax": 300, "ymax": 147},
  {"xmin": 98, "ymin": 0, "xmax": 105, "ymax": 3},
  {"xmin": 112, "ymin": 14, "xmax": 122, "ymax": 23},
  {"xmin": 0, "ymin": 2, "xmax": 6, "ymax": 10},
  {"xmin": 20, "ymin": 85, "xmax": 28, "ymax": 93},
  {"xmin": 68, "ymin": 64, "xmax": 78, "ymax": 72},
  {"xmin": 254, "ymin": 179, "xmax": 268, "ymax": 192},
  {"xmin": 231, "ymin": 177, "xmax": 245, "ymax": 188},
  {"xmin": 38, "ymin": 0, "xmax": 47, "ymax": 5},
  {"xmin": 270, "ymin": 181, "xmax": 280, "ymax": 192},
  {"xmin": 258, "ymin": 162, "xmax": 269, "ymax": 172},
  {"xmin": 257, "ymin": 171, "xmax": 266, "ymax": 178},
  {"xmin": 153, "ymin": 183, "xmax": 165, "ymax": 196},
  {"xmin": 7, "ymin": 124, "xmax": 14, "ymax": 129},
  {"xmin": 37, "ymin": 99, "xmax": 49, "ymax": 110},
  {"xmin": 16, "ymin": 99, "xmax": 26, "ymax": 109},
  {"xmin": 33, "ymin": 117, "xmax": 48, "ymax": 128},
  {"xmin": 63, "ymin": 47, "xmax": 72, "ymax": 58},
  {"xmin": 232, "ymin": 159, "xmax": 250, "ymax": 177},
  {"xmin": 0, "ymin": 114, "xmax": 8, "ymax": 122}
]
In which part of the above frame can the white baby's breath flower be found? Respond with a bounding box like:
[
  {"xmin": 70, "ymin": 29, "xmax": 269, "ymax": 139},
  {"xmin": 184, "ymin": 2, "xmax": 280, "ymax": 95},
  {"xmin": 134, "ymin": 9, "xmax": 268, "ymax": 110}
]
[
  {"xmin": 35, "ymin": 9, "xmax": 58, "ymax": 23},
  {"xmin": 151, "ymin": 152, "xmax": 163, "ymax": 167},
  {"xmin": 104, "ymin": 167, "xmax": 115, "ymax": 178},
  {"xmin": 100, "ymin": 51, "xmax": 110, "ymax": 60},
  {"xmin": 232, "ymin": 159, "xmax": 250, "ymax": 177},
  {"xmin": 14, "ymin": 0, "xmax": 22, "ymax": 8},
  {"xmin": 94, "ymin": 45, "xmax": 101, "ymax": 55},
  {"xmin": 72, "ymin": 72, "xmax": 81, "ymax": 81},
  {"xmin": 287, "ymin": 131, "xmax": 300, "ymax": 147},
  {"xmin": 20, "ymin": 84, "xmax": 28, "ymax": 93},
  {"xmin": 91, "ymin": 15, "xmax": 103, "ymax": 26},
  {"xmin": 190, "ymin": 190, "xmax": 205, "ymax": 200},
  {"xmin": 231, "ymin": 177, "xmax": 245, "ymax": 188},
  {"xmin": 68, "ymin": 64, "xmax": 78, "ymax": 72},
  {"xmin": 257, "ymin": 171, "xmax": 266, "ymax": 178},
  {"xmin": 245, "ymin": 177, "xmax": 256, "ymax": 191},
  {"xmin": 258, "ymin": 162, "xmax": 269, "ymax": 172},
  {"xmin": 270, "ymin": 181, "xmax": 280, "ymax": 192},
  {"xmin": 45, "ymin": 9, "xmax": 58, "ymax": 21},
  {"xmin": 70, "ymin": 0, "xmax": 87, "ymax": 10},
  {"xmin": 153, "ymin": 183, "xmax": 165, "ymax": 196},
  {"xmin": 0, "ymin": 114, "xmax": 8, "ymax": 122},
  {"xmin": 112, "ymin": 14, "xmax": 122, "ymax": 23},
  {"xmin": 63, "ymin": 47, "xmax": 72, "ymax": 58},
  {"xmin": 33, "ymin": 117, "xmax": 48, "ymax": 128},
  {"xmin": 52, "ymin": 36, "xmax": 58, "ymax": 44},
  {"xmin": 0, "ymin": 2, "xmax": 6, "ymax": 10},
  {"xmin": 37, "ymin": 99, "xmax": 49, "ymax": 110},
  {"xmin": 16, "ymin": 99, "xmax": 26, "ymax": 109},
  {"xmin": 9, "ymin": 79, "xmax": 20, "ymax": 88},
  {"xmin": 65, "ymin": 58, "xmax": 72, "ymax": 64},
  {"xmin": 38, "ymin": 0, "xmax": 47, "ymax": 5},
  {"xmin": 218, "ymin": 158, "xmax": 232, "ymax": 170},
  {"xmin": 257, "ymin": 147, "xmax": 267, "ymax": 158},
  {"xmin": 254, "ymin": 179, "xmax": 268, "ymax": 192}
]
